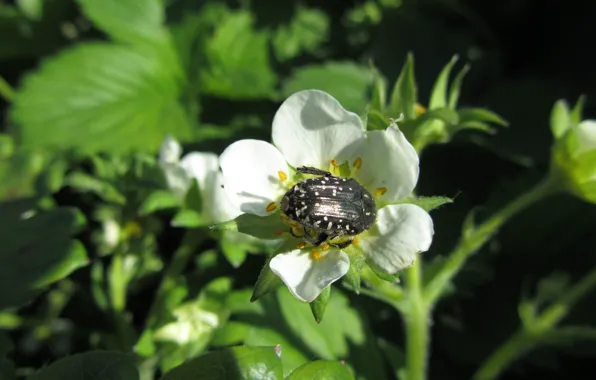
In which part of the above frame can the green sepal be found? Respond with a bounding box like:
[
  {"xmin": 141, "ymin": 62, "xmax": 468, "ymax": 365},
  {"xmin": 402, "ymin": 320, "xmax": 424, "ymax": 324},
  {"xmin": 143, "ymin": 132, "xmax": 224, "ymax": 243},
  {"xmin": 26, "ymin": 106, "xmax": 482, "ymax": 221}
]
[
  {"xmin": 550, "ymin": 99, "xmax": 572, "ymax": 139},
  {"xmin": 458, "ymin": 107, "xmax": 508, "ymax": 127},
  {"xmin": 366, "ymin": 109, "xmax": 389, "ymax": 131},
  {"xmin": 388, "ymin": 52, "xmax": 417, "ymax": 120},
  {"xmin": 448, "ymin": 63, "xmax": 471, "ymax": 109},
  {"xmin": 250, "ymin": 258, "xmax": 283, "ymax": 302},
  {"xmin": 393, "ymin": 195, "xmax": 453, "ymax": 212},
  {"xmin": 428, "ymin": 55, "xmax": 458, "ymax": 109},
  {"xmin": 212, "ymin": 212, "xmax": 288, "ymax": 240},
  {"xmin": 343, "ymin": 245, "xmax": 366, "ymax": 293},
  {"xmin": 369, "ymin": 62, "xmax": 387, "ymax": 113},
  {"xmin": 570, "ymin": 94, "xmax": 586, "ymax": 124},
  {"xmin": 309, "ymin": 286, "xmax": 331, "ymax": 323}
]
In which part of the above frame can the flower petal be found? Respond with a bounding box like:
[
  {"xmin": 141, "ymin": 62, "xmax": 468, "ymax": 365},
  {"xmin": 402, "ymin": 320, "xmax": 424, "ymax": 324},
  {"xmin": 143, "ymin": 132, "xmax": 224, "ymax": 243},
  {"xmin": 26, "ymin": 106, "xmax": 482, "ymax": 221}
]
[
  {"xmin": 220, "ymin": 139, "xmax": 289, "ymax": 216},
  {"xmin": 355, "ymin": 124, "xmax": 419, "ymax": 203},
  {"xmin": 360, "ymin": 204, "xmax": 434, "ymax": 274},
  {"xmin": 272, "ymin": 90, "xmax": 365, "ymax": 169},
  {"xmin": 180, "ymin": 152, "xmax": 241, "ymax": 223},
  {"xmin": 269, "ymin": 249, "xmax": 350, "ymax": 302},
  {"xmin": 159, "ymin": 135, "xmax": 182, "ymax": 165}
]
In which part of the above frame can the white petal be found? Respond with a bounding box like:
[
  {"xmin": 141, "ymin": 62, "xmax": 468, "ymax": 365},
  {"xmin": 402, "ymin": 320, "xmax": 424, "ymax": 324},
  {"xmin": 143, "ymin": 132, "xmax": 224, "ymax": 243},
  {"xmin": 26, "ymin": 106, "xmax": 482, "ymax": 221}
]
[
  {"xmin": 220, "ymin": 140, "xmax": 289, "ymax": 216},
  {"xmin": 272, "ymin": 90, "xmax": 365, "ymax": 169},
  {"xmin": 360, "ymin": 204, "xmax": 434, "ymax": 274},
  {"xmin": 355, "ymin": 125, "xmax": 419, "ymax": 203},
  {"xmin": 161, "ymin": 163, "xmax": 191, "ymax": 200},
  {"xmin": 159, "ymin": 135, "xmax": 182, "ymax": 165},
  {"xmin": 180, "ymin": 152, "xmax": 242, "ymax": 223},
  {"xmin": 575, "ymin": 120, "xmax": 596, "ymax": 155},
  {"xmin": 270, "ymin": 249, "xmax": 350, "ymax": 302}
]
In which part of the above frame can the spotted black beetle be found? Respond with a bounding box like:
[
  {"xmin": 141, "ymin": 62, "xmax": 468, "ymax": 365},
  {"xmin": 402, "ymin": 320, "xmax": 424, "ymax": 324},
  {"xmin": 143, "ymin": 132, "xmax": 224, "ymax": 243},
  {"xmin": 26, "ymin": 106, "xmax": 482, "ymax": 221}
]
[{"xmin": 280, "ymin": 166, "xmax": 376, "ymax": 248}]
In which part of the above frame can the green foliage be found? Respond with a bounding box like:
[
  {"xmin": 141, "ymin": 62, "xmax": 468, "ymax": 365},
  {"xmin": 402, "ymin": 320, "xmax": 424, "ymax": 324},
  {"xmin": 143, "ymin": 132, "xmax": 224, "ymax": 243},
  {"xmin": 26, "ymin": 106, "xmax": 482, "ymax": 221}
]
[
  {"xmin": 273, "ymin": 6, "xmax": 329, "ymax": 62},
  {"xmin": 286, "ymin": 360, "xmax": 354, "ymax": 380},
  {"xmin": 27, "ymin": 351, "xmax": 139, "ymax": 379}
]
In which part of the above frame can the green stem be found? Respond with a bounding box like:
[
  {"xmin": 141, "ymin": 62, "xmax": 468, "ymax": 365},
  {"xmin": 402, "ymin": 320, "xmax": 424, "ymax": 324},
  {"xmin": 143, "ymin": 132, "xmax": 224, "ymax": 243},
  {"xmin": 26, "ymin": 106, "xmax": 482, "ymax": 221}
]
[
  {"xmin": 473, "ymin": 266, "xmax": 596, "ymax": 380},
  {"xmin": 425, "ymin": 176, "xmax": 560, "ymax": 305},
  {"xmin": 404, "ymin": 260, "xmax": 430, "ymax": 380},
  {"xmin": 144, "ymin": 230, "xmax": 203, "ymax": 330},
  {"xmin": 0, "ymin": 76, "xmax": 15, "ymax": 102}
]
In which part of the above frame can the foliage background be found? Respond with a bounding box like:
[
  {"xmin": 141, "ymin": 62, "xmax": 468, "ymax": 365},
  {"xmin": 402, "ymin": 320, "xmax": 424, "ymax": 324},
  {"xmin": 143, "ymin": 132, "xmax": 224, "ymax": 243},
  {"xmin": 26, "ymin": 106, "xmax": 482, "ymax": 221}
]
[{"xmin": 1, "ymin": 0, "xmax": 596, "ymax": 379}]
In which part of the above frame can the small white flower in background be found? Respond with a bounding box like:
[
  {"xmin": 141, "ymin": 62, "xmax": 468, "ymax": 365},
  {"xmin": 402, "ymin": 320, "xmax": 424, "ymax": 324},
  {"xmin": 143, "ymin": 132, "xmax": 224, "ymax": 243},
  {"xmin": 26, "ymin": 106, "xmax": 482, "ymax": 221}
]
[
  {"xmin": 552, "ymin": 119, "xmax": 596, "ymax": 203},
  {"xmin": 158, "ymin": 136, "xmax": 241, "ymax": 224},
  {"xmin": 219, "ymin": 89, "xmax": 434, "ymax": 302}
]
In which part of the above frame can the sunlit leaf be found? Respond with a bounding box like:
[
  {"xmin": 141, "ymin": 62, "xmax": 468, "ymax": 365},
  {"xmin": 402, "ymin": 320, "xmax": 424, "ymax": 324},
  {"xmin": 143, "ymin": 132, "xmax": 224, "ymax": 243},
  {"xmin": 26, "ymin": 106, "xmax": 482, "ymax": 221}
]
[
  {"xmin": 310, "ymin": 286, "xmax": 331, "ymax": 323},
  {"xmin": 12, "ymin": 43, "xmax": 191, "ymax": 153},
  {"xmin": 286, "ymin": 360, "xmax": 354, "ymax": 380},
  {"xmin": 138, "ymin": 190, "xmax": 181, "ymax": 215},
  {"xmin": 76, "ymin": 0, "xmax": 169, "ymax": 46},
  {"xmin": 283, "ymin": 61, "xmax": 373, "ymax": 113},
  {"xmin": 27, "ymin": 351, "xmax": 138, "ymax": 380},
  {"xmin": 273, "ymin": 6, "xmax": 329, "ymax": 61},
  {"xmin": 64, "ymin": 172, "xmax": 126, "ymax": 205},
  {"xmin": 160, "ymin": 346, "xmax": 283, "ymax": 380}
]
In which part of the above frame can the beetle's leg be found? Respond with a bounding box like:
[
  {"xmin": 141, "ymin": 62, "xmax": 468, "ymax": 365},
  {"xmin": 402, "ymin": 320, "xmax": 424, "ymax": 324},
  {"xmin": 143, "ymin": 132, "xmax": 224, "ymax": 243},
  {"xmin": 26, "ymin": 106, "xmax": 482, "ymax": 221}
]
[
  {"xmin": 302, "ymin": 227, "xmax": 328, "ymax": 246},
  {"xmin": 297, "ymin": 166, "xmax": 332, "ymax": 177},
  {"xmin": 329, "ymin": 236, "xmax": 354, "ymax": 249},
  {"xmin": 289, "ymin": 227, "xmax": 301, "ymax": 238}
]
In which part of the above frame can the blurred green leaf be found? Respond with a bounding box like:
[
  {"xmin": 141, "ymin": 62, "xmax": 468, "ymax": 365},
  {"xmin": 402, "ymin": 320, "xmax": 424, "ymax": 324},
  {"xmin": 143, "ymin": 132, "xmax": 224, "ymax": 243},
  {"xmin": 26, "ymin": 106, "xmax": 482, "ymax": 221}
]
[
  {"xmin": 570, "ymin": 95, "xmax": 586, "ymax": 124},
  {"xmin": 366, "ymin": 109, "xmax": 389, "ymax": 131},
  {"xmin": 64, "ymin": 172, "xmax": 126, "ymax": 204},
  {"xmin": 27, "ymin": 351, "xmax": 138, "ymax": 380},
  {"xmin": 273, "ymin": 6, "xmax": 329, "ymax": 61},
  {"xmin": 138, "ymin": 190, "xmax": 180, "ymax": 215},
  {"xmin": 251, "ymin": 259, "xmax": 284, "ymax": 302},
  {"xmin": 550, "ymin": 100, "xmax": 572, "ymax": 139},
  {"xmin": 171, "ymin": 209, "xmax": 203, "ymax": 228},
  {"xmin": 369, "ymin": 64, "xmax": 387, "ymax": 113},
  {"xmin": 283, "ymin": 61, "xmax": 373, "ymax": 113},
  {"xmin": 199, "ymin": 10, "xmax": 277, "ymax": 99},
  {"xmin": 217, "ymin": 212, "xmax": 288, "ymax": 240},
  {"xmin": 0, "ymin": 198, "xmax": 88, "ymax": 308},
  {"xmin": 0, "ymin": 149, "xmax": 46, "ymax": 199},
  {"xmin": 12, "ymin": 43, "xmax": 191, "ymax": 153},
  {"xmin": 378, "ymin": 339, "xmax": 406, "ymax": 380},
  {"xmin": 388, "ymin": 53, "xmax": 417, "ymax": 120},
  {"xmin": 286, "ymin": 360, "xmax": 354, "ymax": 380},
  {"xmin": 159, "ymin": 346, "xmax": 283, "ymax": 380},
  {"xmin": 220, "ymin": 230, "xmax": 252, "ymax": 268},
  {"xmin": 310, "ymin": 286, "xmax": 331, "ymax": 323},
  {"xmin": 278, "ymin": 288, "xmax": 364, "ymax": 360},
  {"xmin": 212, "ymin": 321, "xmax": 252, "ymax": 347},
  {"xmin": 416, "ymin": 107, "xmax": 459, "ymax": 126},
  {"xmin": 343, "ymin": 250, "xmax": 365, "ymax": 293},
  {"xmin": 76, "ymin": 0, "xmax": 169, "ymax": 46},
  {"xmin": 429, "ymin": 55, "xmax": 458, "ymax": 109},
  {"xmin": 17, "ymin": 0, "xmax": 44, "ymax": 20}
]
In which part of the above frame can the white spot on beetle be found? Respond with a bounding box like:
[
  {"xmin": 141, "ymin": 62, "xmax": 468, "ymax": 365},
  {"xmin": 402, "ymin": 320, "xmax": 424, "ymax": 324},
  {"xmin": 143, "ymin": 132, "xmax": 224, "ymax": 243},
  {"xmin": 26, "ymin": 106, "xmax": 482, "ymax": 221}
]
[
  {"xmin": 315, "ymin": 192, "xmax": 319, "ymax": 196},
  {"xmin": 339, "ymin": 187, "xmax": 343, "ymax": 190},
  {"xmin": 346, "ymin": 225, "xmax": 350, "ymax": 230},
  {"xmin": 365, "ymin": 212, "xmax": 371, "ymax": 216},
  {"xmin": 315, "ymin": 203, "xmax": 320, "ymax": 206},
  {"xmin": 324, "ymin": 216, "xmax": 328, "ymax": 221},
  {"xmin": 327, "ymin": 222, "xmax": 332, "ymax": 229},
  {"xmin": 349, "ymin": 187, "xmax": 353, "ymax": 191}
]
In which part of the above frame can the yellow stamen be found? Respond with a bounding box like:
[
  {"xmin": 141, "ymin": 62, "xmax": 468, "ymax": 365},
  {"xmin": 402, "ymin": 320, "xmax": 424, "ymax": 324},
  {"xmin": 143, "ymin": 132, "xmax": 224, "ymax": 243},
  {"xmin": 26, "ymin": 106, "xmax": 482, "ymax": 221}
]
[
  {"xmin": 331, "ymin": 159, "xmax": 339, "ymax": 168},
  {"xmin": 353, "ymin": 157, "xmax": 362, "ymax": 170},
  {"xmin": 275, "ymin": 229, "xmax": 286, "ymax": 236},
  {"xmin": 266, "ymin": 202, "xmax": 277, "ymax": 212},
  {"xmin": 415, "ymin": 103, "xmax": 426, "ymax": 116},
  {"xmin": 278, "ymin": 170, "xmax": 288, "ymax": 182},
  {"xmin": 352, "ymin": 236, "xmax": 359, "ymax": 245},
  {"xmin": 291, "ymin": 226, "xmax": 304, "ymax": 236},
  {"xmin": 311, "ymin": 249, "xmax": 322, "ymax": 261},
  {"xmin": 375, "ymin": 187, "xmax": 387, "ymax": 197},
  {"xmin": 297, "ymin": 242, "xmax": 306, "ymax": 249},
  {"xmin": 321, "ymin": 243, "xmax": 330, "ymax": 251}
]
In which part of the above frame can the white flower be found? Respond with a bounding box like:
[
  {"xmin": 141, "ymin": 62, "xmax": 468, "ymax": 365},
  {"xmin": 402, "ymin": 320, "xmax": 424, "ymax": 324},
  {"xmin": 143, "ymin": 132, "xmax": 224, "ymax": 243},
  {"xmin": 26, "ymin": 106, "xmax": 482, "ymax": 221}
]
[
  {"xmin": 158, "ymin": 136, "xmax": 241, "ymax": 224},
  {"xmin": 219, "ymin": 90, "xmax": 434, "ymax": 302},
  {"xmin": 552, "ymin": 120, "xmax": 596, "ymax": 203}
]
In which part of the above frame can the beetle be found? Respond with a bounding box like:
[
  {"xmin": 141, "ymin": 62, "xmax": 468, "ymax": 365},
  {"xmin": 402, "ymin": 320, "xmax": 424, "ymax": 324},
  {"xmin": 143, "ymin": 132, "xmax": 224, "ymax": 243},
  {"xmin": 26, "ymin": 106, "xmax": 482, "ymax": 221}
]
[{"xmin": 280, "ymin": 166, "xmax": 376, "ymax": 248}]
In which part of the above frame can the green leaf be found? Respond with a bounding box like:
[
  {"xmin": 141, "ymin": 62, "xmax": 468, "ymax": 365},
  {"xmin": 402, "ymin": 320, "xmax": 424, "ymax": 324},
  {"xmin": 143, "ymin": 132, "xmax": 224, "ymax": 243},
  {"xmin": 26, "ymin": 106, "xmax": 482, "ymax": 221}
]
[
  {"xmin": 458, "ymin": 108, "xmax": 508, "ymax": 127},
  {"xmin": 199, "ymin": 11, "xmax": 277, "ymax": 99},
  {"xmin": 211, "ymin": 321, "xmax": 252, "ymax": 347},
  {"xmin": 220, "ymin": 230, "xmax": 252, "ymax": 268},
  {"xmin": 415, "ymin": 107, "xmax": 459, "ymax": 126},
  {"xmin": 388, "ymin": 53, "xmax": 417, "ymax": 120},
  {"xmin": 369, "ymin": 64, "xmax": 387, "ymax": 113},
  {"xmin": 310, "ymin": 286, "xmax": 331, "ymax": 323},
  {"xmin": 447, "ymin": 63, "xmax": 471, "ymax": 109},
  {"xmin": 215, "ymin": 212, "xmax": 288, "ymax": 240},
  {"xmin": 171, "ymin": 209, "xmax": 204, "ymax": 228},
  {"xmin": 428, "ymin": 55, "xmax": 458, "ymax": 109},
  {"xmin": 17, "ymin": 0, "xmax": 43, "ymax": 20},
  {"xmin": 454, "ymin": 120, "xmax": 496, "ymax": 134},
  {"xmin": 27, "ymin": 351, "xmax": 138, "ymax": 380},
  {"xmin": 273, "ymin": 6, "xmax": 329, "ymax": 62},
  {"xmin": 12, "ymin": 43, "xmax": 191, "ymax": 153},
  {"xmin": 138, "ymin": 190, "xmax": 180, "ymax": 215},
  {"xmin": 0, "ymin": 199, "xmax": 88, "ymax": 308},
  {"xmin": 160, "ymin": 346, "xmax": 283, "ymax": 380},
  {"xmin": 75, "ymin": 0, "xmax": 169, "ymax": 46},
  {"xmin": 251, "ymin": 259, "xmax": 284, "ymax": 302},
  {"xmin": 395, "ymin": 195, "xmax": 453, "ymax": 212},
  {"xmin": 278, "ymin": 288, "xmax": 364, "ymax": 360},
  {"xmin": 0, "ymin": 149, "xmax": 46, "ymax": 199},
  {"xmin": 286, "ymin": 360, "xmax": 354, "ymax": 380},
  {"xmin": 283, "ymin": 61, "xmax": 373, "ymax": 114},
  {"xmin": 550, "ymin": 100, "xmax": 571, "ymax": 139},
  {"xmin": 64, "ymin": 172, "xmax": 126, "ymax": 204}
]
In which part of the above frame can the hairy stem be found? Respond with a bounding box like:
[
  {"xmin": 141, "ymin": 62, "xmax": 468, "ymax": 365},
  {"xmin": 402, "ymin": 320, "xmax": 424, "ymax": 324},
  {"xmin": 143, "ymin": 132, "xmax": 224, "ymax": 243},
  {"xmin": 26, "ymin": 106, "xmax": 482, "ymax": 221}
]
[{"xmin": 404, "ymin": 260, "xmax": 429, "ymax": 380}]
